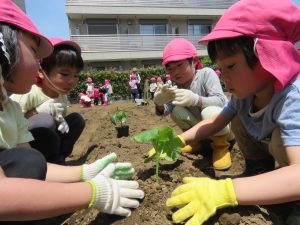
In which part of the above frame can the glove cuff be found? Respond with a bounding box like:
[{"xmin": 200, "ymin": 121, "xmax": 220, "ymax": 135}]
[
  {"xmin": 86, "ymin": 175, "xmax": 112, "ymax": 210},
  {"xmin": 177, "ymin": 135, "xmax": 186, "ymax": 145},
  {"xmin": 217, "ymin": 178, "xmax": 238, "ymax": 208}
]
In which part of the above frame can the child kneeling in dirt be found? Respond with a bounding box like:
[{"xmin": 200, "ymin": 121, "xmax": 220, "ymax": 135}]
[
  {"xmin": 166, "ymin": 1, "xmax": 300, "ymax": 225},
  {"xmin": 151, "ymin": 38, "xmax": 234, "ymax": 171},
  {"xmin": 11, "ymin": 37, "xmax": 85, "ymax": 164},
  {"xmin": 0, "ymin": 1, "xmax": 144, "ymax": 222}
]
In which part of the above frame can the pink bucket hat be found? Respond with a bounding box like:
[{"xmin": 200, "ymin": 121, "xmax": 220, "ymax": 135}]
[
  {"xmin": 199, "ymin": 0, "xmax": 300, "ymax": 92},
  {"xmin": 163, "ymin": 38, "xmax": 202, "ymax": 69},
  {"xmin": 0, "ymin": 0, "xmax": 52, "ymax": 58},
  {"xmin": 49, "ymin": 37, "xmax": 81, "ymax": 54}
]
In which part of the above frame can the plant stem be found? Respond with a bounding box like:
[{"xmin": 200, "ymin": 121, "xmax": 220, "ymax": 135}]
[{"xmin": 155, "ymin": 154, "xmax": 160, "ymax": 183}]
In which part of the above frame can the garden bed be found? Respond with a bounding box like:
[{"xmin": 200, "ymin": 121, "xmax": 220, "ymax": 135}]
[{"xmin": 34, "ymin": 101, "xmax": 287, "ymax": 225}]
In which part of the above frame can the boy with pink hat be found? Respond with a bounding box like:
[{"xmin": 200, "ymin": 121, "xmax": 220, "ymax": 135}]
[
  {"xmin": 11, "ymin": 37, "xmax": 85, "ymax": 164},
  {"xmin": 0, "ymin": 0, "xmax": 143, "ymax": 221},
  {"xmin": 151, "ymin": 38, "xmax": 233, "ymax": 171},
  {"xmin": 166, "ymin": 1, "xmax": 300, "ymax": 225}
]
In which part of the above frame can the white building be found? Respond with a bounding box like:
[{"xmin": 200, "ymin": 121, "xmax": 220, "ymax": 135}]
[{"xmin": 66, "ymin": 0, "xmax": 237, "ymax": 70}]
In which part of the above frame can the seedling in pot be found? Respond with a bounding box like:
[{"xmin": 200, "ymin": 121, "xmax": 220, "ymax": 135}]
[
  {"xmin": 110, "ymin": 108, "xmax": 129, "ymax": 138},
  {"xmin": 110, "ymin": 108, "xmax": 128, "ymax": 128},
  {"xmin": 132, "ymin": 127, "xmax": 184, "ymax": 182}
]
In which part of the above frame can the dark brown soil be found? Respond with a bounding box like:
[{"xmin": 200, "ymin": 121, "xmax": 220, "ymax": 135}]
[{"xmin": 33, "ymin": 101, "xmax": 288, "ymax": 225}]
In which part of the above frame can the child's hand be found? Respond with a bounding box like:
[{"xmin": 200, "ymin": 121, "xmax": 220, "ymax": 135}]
[
  {"xmin": 81, "ymin": 153, "xmax": 134, "ymax": 180},
  {"xmin": 166, "ymin": 177, "xmax": 238, "ymax": 225},
  {"xmin": 153, "ymin": 84, "xmax": 176, "ymax": 106},
  {"xmin": 36, "ymin": 101, "xmax": 66, "ymax": 118},
  {"xmin": 172, "ymin": 89, "xmax": 200, "ymax": 107},
  {"xmin": 86, "ymin": 174, "xmax": 144, "ymax": 217},
  {"xmin": 57, "ymin": 117, "xmax": 69, "ymax": 134}
]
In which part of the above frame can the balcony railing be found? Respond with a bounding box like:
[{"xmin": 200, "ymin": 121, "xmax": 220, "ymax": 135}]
[
  {"xmin": 70, "ymin": 34, "xmax": 206, "ymax": 53},
  {"xmin": 66, "ymin": 0, "xmax": 236, "ymax": 9}
]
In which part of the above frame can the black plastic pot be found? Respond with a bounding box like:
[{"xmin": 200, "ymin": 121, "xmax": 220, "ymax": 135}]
[{"xmin": 116, "ymin": 126, "xmax": 129, "ymax": 138}]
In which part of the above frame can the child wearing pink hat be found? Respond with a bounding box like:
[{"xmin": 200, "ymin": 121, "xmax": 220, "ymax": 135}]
[
  {"xmin": 85, "ymin": 76, "xmax": 94, "ymax": 95},
  {"xmin": 129, "ymin": 74, "xmax": 139, "ymax": 102},
  {"xmin": 11, "ymin": 37, "xmax": 85, "ymax": 164},
  {"xmin": 149, "ymin": 77, "xmax": 157, "ymax": 99},
  {"xmin": 0, "ymin": 0, "xmax": 143, "ymax": 221},
  {"xmin": 100, "ymin": 79, "xmax": 113, "ymax": 106},
  {"xmin": 152, "ymin": 38, "xmax": 233, "ymax": 171},
  {"xmin": 166, "ymin": 1, "xmax": 300, "ymax": 225}
]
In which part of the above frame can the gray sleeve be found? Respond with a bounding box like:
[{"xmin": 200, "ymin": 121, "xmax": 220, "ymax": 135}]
[{"xmin": 197, "ymin": 68, "xmax": 228, "ymax": 108}]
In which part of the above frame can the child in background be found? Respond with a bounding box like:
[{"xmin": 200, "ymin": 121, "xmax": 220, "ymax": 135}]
[
  {"xmin": 165, "ymin": 74, "xmax": 172, "ymax": 87},
  {"xmin": 156, "ymin": 76, "xmax": 164, "ymax": 86},
  {"xmin": 129, "ymin": 74, "xmax": 138, "ymax": 102},
  {"xmin": 166, "ymin": 1, "xmax": 300, "ymax": 225},
  {"xmin": 11, "ymin": 37, "xmax": 85, "ymax": 164},
  {"xmin": 79, "ymin": 92, "xmax": 92, "ymax": 108},
  {"xmin": 101, "ymin": 79, "xmax": 113, "ymax": 106},
  {"xmin": 151, "ymin": 38, "xmax": 233, "ymax": 171},
  {"xmin": 130, "ymin": 67, "xmax": 142, "ymax": 98},
  {"xmin": 0, "ymin": 0, "xmax": 144, "ymax": 221},
  {"xmin": 149, "ymin": 77, "xmax": 157, "ymax": 99},
  {"xmin": 85, "ymin": 77, "xmax": 94, "ymax": 95},
  {"xmin": 91, "ymin": 86, "xmax": 101, "ymax": 106}
]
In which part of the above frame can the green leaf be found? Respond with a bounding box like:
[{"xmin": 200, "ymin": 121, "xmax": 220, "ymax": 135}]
[{"xmin": 132, "ymin": 128, "xmax": 159, "ymax": 142}]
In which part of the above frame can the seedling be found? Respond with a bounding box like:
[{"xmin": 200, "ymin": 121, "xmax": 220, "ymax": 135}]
[
  {"xmin": 132, "ymin": 127, "xmax": 184, "ymax": 182},
  {"xmin": 110, "ymin": 108, "xmax": 128, "ymax": 128}
]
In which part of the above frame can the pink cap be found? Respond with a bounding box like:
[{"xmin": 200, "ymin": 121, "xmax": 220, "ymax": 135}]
[
  {"xmin": 86, "ymin": 77, "xmax": 92, "ymax": 82},
  {"xmin": 105, "ymin": 79, "xmax": 110, "ymax": 85},
  {"xmin": 215, "ymin": 70, "xmax": 221, "ymax": 76},
  {"xmin": 150, "ymin": 77, "xmax": 156, "ymax": 82},
  {"xmin": 49, "ymin": 37, "xmax": 81, "ymax": 53},
  {"xmin": 0, "ymin": 0, "xmax": 52, "ymax": 58},
  {"xmin": 156, "ymin": 77, "xmax": 162, "ymax": 82},
  {"xmin": 163, "ymin": 38, "xmax": 197, "ymax": 65},
  {"xmin": 199, "ymin": 0, "xmax": 300, "ymax": 91},
  {"xmin": 165, "ymin": 74, "xmax": 171, "ymax": 80}
]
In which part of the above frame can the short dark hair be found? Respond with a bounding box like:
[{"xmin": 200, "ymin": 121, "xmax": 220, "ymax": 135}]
[
  {"xmin": 0, "ymin": 23, "xmax": 20, "ymax": 81},
  {"xmin": 207, "ymin": 36, "xmax": 258, "ymax": 69},
  {"xmin": 40, "ymin": 44, "xmax": 84, "ymax": 75}
]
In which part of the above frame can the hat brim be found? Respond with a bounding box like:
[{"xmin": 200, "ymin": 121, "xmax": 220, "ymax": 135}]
[
  {"xmin": 55, "ymin": 40, "xmax": 81, "ymax": 54},
  {"xmin": 199, "ymin": 30, "xmax": 245, "ymax": 45},
  {"xmin": 162, "ymin": 54, "xmax": 195, "ymax": 66}
]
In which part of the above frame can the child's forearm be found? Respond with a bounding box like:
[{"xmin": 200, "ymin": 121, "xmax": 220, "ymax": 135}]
[
  {"xmin": 46, "ymin": 163, "xmax": 81, "ymax": 182},
  {"xmin": 0, "ymin": 177, "xmax": 90, "ymax": 221},
  {"xmin": 233, "ymin": 164, "xmax": 300, "ymax": 205}
]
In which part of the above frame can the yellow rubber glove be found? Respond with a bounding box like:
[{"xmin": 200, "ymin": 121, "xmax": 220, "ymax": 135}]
[
  {"xmin": 147, "ymin": 135, "xmax": 187, "ymax": 158},
  {"xmin": 166, "ymin": 177, "xmax": 238, "ymax": 225}
]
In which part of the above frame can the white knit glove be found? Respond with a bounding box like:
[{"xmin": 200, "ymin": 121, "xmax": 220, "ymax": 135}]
[
  {"xmin": 172, "ymin": 89, "xmax": 200, "ymax": 107},
  {"xmin": 86, "ymin": 174, "xmax": 144, "ymax": 217},
  {"xmin": 153, "ymin": 84, "xmax": 176, "ymax": 106},
  {"xmin": 36, "ymin": 100, "xmax": 66, "ymax": 118},
  {"xmin": 56, "ymin": 115, "xmax": 69, "ymax": 134},
  {"xmin": 81, "ymin": 153, "xmax": 134, "ymax": 181}
]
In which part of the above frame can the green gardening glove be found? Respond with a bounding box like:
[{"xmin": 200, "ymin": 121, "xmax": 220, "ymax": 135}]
[
  {"xmin": 166, "ymin": 177, "xmax": 238, "ymax": 225},
  {"xmin": 81, "ymin": 153, "xmax": 134, "ymax": 181}
]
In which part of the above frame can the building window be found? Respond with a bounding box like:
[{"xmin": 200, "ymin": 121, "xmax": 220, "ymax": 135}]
[
  {"xmin": 188, "ymin": 20, "xmax": 211, "ymax": 36},
  {"xmin": 87, "ymin": 19, "xmax": 118, "ymax": 35},
  {"xmin": 139, "ymin": 20, "xmax": 167, "ymax": 35}
]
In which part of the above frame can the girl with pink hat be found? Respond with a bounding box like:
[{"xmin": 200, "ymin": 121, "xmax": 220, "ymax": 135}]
[
  {"xmin": 85, "ymin": 76, "xmax": 94, "ymax": 95},
  {"xmin": 0, "ymin": 0, "xmax": 143, "ymax": 221},
  {"xmin": 151, "ymin": 38, "xmax": 233, "ymax": 171},
  {"xmin": 166, "ymin": 1, "xmax": 300, "ymax": 225},
  {"xmin": 149, "ymin": 77, "xmax": 157, "ymax": 99},
  {"xmin": 100, "ymin": 79, "xmax": 113, "ymax": 106},
  {"xmin": 11, "ymin": 37, "xmax": 85, "ymax": 164},
  {"xmin": 129, "ymin": 74, "xmax": 138, "ymax": 102}
]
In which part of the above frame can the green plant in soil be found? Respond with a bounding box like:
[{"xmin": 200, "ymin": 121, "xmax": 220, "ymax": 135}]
[
  {"xmin": 110, "ymin": 108, "xmax": 128, "ymax": 127},
  {"xmin": 132, "ymin": 127, "xmax": 184, "ymax": 182}
]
